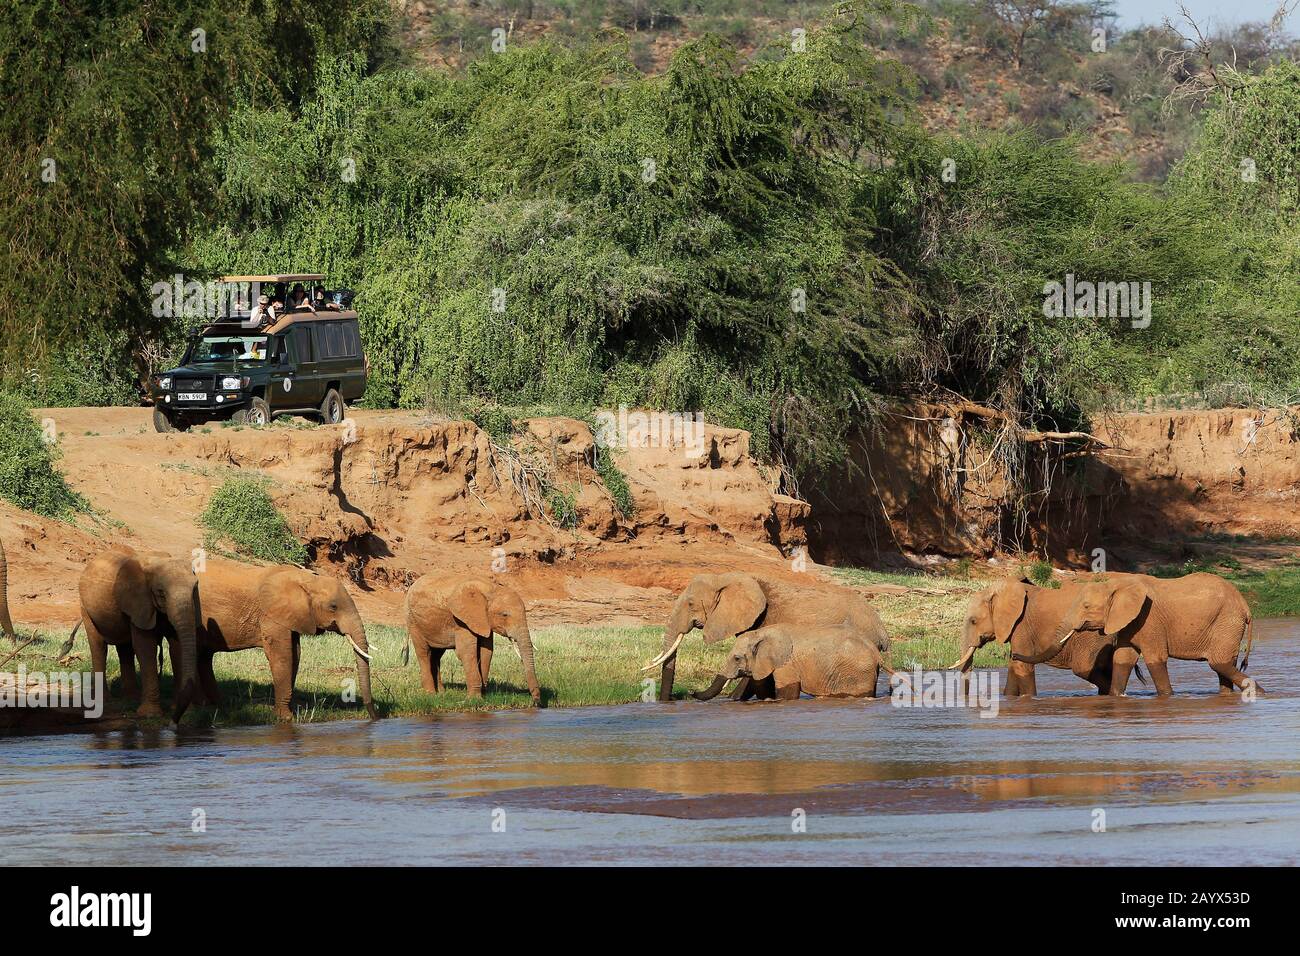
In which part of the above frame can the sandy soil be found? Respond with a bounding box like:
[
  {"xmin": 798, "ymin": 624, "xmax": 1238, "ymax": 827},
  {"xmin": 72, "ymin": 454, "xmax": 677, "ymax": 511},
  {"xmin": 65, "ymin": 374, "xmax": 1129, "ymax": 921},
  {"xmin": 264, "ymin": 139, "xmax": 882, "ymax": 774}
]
[{"xmin": 0, "ymin": 407, "xmax": 878, "ymax": 635}]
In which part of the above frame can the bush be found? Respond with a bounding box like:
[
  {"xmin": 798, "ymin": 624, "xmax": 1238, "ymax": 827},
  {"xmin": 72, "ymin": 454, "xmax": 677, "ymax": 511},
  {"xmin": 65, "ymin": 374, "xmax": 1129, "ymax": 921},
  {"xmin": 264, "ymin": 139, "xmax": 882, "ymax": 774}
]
[
  {"xmin": 595, "ymin": 447, "xmax": 636, "ymax": 519},
  {"xmin": 199, "ymin": 476, "xmax": 308, "ymax": 565},
  {"xmin": 0, "ymin": 391, "xmax": 89, "ymax": 518}
]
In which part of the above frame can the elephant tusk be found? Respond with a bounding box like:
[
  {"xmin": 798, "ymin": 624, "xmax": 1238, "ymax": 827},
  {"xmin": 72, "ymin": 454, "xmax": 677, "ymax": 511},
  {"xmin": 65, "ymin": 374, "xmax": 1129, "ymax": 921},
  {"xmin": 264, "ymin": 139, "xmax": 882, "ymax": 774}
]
[
  {"xmin": 950, "ymin": 647, "xmax": 974, "ymax": 670},
  {"xmin": 347, "ymin": 637, "xmax": 372, "ymax": 662},
  {"xmin": 642, "ymin": 634, "xmax": 683, "ymax": 671},
  {"xmin": 510, "ymin": 642, "xmax": 523, "ymax": 662},
  {"xmin": 1058, "ymin": 629, "xmax": 1075, "ymax": 645}
]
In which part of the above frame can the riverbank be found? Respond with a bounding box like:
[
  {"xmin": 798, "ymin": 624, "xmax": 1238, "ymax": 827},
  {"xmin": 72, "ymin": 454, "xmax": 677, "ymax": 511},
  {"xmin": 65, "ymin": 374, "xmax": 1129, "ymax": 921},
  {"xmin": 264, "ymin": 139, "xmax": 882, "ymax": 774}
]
[{"xmin": 5, "ymin": 570, "xmax": 1005, "ymax": 728}]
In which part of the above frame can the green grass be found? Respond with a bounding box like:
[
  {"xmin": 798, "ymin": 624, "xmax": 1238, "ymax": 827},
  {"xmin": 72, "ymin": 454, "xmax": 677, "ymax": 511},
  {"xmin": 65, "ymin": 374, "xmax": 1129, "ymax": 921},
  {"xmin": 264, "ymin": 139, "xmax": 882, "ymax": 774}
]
[
  {"xmin": 830, "ymin": 566, "xmax": 1007, "ymax": 669},
  {"xmin": 9, "ymin": 586, "xmax": 1020, "ymax": 728},
  {"xmin": 199, "ymin": 475, "xmax": 308, "ymax": 565},
  {"xmin": 11, "ymin": 623, "xmax": 739, "ymax": 727}
]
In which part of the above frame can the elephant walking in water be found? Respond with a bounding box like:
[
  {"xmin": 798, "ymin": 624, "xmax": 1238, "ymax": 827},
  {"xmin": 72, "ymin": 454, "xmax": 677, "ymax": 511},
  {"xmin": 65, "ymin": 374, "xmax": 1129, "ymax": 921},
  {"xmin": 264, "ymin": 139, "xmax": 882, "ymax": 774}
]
[
  {"xmin": 645, "ymin": 572, "xmax": 891, "ymax": 702},
  {"xmin": 1015, "ymin": 572, "xmax": 1257, "ymax": 696},
  {"xmin": 954, "ymin": 579, "xmax": 1126, "ymax": 697},
  {"xmin": 68, "ymin": 547, "xmax": 200, "ymax": 722},
  {"xmin": 404, "ymin": 574, "xmax": 541, "ymax": 706},
  {"xmin": 193, "ymin": 559, "xmax": 376, "ymax": 721}
]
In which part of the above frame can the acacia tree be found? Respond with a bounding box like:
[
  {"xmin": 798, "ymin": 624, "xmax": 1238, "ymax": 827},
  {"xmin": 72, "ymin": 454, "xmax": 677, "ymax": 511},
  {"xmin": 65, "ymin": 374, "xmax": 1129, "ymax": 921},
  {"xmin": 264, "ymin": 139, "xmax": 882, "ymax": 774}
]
[{"xmin": 983, "ymin": 0, "xmax": 1101, "ymax": 69}]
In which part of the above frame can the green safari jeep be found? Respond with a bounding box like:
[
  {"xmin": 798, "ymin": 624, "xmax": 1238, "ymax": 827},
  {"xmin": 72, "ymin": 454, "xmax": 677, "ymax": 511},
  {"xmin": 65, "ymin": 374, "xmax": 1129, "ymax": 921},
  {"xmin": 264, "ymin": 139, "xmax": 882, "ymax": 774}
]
[{"xmin": 151, "ymin": 274, "xmax": 367, "ymax": 432}]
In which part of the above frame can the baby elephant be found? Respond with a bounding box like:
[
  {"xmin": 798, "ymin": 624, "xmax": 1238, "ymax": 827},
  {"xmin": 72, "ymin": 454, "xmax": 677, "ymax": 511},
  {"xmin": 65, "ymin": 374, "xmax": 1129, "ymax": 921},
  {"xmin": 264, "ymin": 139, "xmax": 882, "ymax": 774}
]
[{"xmin": 705, "ymin": 624, "xmax": 894, "ymax": 700}]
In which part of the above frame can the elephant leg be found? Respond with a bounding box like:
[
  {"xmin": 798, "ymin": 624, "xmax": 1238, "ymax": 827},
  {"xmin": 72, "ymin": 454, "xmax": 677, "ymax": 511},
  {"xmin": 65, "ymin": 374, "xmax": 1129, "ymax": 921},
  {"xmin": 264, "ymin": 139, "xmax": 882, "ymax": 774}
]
[
  {"xmin": 291, "ymin": 635, "xmax": 301, "ymax": 687},
  {"xmin": 1217, "ymin": 671, "xmax": 1235, "ymax": 695},
  {"xmin": 774, "ymin": 681, "xmax": 801, "ymax": 700},
  {"xmin": 455, "ymin": 632, "xmax": 483, "ymax": 698},
  {"xmin": 1146, "ymin": 656, "xmax": 1174, "ymax": 696},
  {"xmin": 117, "ymin": 642, "xmax": 140, "ymax": 700},
  {"xmin": 264, "ymin": 630, "xmax": 297, "ymax": 720},
  {"xmin": 131, "ymin": 628, "xmax": 163, "ymax": 717},
  {"xmin": 413, "ymin": 640, "xmax": 437, "ymax": 694},
  {"xmin": 86, "ymin": 617, "xmax": 111, "ymax": 695},
  {"xmin": 198, "ymin": 650, "xmax": 221, "ymax": 705},
  {"xmin": 1107, "ymin": 646, "xmax": 1137, "ymax": 696},
  {"xmin": 1018, "ymin": 666, "xmax": 1037, "ymax": 698},
  {"xmin": 1209, "ymin": 657, "xmax": 1261, "ymax": 695},
  {"xmin": 430, "ymin": 648, "xmax": 445, "ymax": 693},
  {"xmin": 478, "ymin": 639, "xmax": 493, "ymax": 689}
]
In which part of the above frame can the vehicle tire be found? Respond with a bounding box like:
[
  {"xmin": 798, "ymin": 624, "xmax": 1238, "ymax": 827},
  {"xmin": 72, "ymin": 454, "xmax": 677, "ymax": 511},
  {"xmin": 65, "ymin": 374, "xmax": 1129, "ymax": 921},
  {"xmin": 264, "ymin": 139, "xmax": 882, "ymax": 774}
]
[
  {"xmin": 237, "ymin": 397, "xmax": 272, "ymax": 427},
  {"xmin": 153, "ymin": 407, "xmax": 188, "ymax": 433},
  {"xmin": 319, "ymin": 388, "xmax": 346, "ymax": 425}
]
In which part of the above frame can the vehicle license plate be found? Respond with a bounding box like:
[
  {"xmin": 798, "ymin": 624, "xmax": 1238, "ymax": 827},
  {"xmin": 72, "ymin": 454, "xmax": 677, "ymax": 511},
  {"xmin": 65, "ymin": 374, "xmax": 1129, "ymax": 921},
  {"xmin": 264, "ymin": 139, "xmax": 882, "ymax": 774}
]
[{"xmin": 179, "ymin": 392, "xmax": 207, "ymax": 401}]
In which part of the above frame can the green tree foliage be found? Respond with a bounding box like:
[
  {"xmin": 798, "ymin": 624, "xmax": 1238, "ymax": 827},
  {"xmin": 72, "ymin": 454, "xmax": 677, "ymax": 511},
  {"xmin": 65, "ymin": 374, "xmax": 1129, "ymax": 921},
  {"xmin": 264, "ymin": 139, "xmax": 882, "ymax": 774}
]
[
  {"xmin": 188, "ymin": 3, "xmax": 921, "ymax": 468},
  {"xmin": 0, "ymin": 0, "xmax": 398, "ymax": 386},
  {"xmin": 0, "ymin": 392, "xmax": 89, "ymax": 518}
]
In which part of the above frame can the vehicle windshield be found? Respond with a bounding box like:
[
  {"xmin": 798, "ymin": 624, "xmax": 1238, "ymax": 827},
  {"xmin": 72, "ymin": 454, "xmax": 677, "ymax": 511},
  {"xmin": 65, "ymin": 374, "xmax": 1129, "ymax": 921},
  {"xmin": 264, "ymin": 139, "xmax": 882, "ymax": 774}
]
[{"xmin": 188, "ymin": 334, "xmax": 272, "ymax": 363}]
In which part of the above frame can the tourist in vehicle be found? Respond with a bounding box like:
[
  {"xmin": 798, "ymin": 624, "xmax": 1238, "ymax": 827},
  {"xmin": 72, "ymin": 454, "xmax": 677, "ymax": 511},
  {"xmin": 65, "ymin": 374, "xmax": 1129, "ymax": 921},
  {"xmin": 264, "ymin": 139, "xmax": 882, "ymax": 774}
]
[
  {"xmin": 249, "ymin": 294, "xmax": 273, "ymax": 327},
  {"xmin": 290, "ymin": 283, "xmax": 311, "ymax": 311}
]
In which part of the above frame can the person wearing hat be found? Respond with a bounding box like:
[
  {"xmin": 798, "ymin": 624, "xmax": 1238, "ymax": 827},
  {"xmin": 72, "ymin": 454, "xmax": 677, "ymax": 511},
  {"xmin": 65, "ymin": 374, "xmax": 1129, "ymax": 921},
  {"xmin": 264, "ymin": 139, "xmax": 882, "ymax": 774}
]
[{"xmin": 249, "ymin": 293, "xmax": 276, "ymax": 328}]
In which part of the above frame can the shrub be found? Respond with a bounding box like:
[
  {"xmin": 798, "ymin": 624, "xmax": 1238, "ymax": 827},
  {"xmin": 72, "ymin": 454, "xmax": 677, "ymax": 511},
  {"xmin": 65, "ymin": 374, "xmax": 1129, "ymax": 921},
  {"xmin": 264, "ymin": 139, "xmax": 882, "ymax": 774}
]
[
  {"xmin": 595, "ymin": 447, "xmax": 636, "ymax": 519},
  {"xmin": 199, "ymin": 476, "xmax": 308, "ymax": 565},
  {"xmin": 1024, "ymin": 559, "xmax": 1058, "ymax": 588},
  {"xmin": 0, "ymin": 391, "xmax": 89, "ymax": 518},
  {"xmin": 544, "ymin": 483, "xmax": 579, "ymax": 529}
]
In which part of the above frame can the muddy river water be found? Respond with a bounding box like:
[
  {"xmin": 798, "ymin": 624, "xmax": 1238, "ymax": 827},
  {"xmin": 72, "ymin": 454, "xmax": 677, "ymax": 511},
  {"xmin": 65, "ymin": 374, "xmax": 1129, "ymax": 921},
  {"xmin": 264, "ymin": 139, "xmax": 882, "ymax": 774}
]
[{"xmin": 2, "ymin": 622, "xmax": 1298, "ymax": 865}]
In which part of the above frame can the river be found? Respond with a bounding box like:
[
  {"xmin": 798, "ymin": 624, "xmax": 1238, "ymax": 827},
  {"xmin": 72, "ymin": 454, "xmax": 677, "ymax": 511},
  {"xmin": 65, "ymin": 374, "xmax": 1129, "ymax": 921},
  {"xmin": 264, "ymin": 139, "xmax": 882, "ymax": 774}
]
[{"xmin": 2, "ymin": 621, "xmax": 1297, "ymax": 865}]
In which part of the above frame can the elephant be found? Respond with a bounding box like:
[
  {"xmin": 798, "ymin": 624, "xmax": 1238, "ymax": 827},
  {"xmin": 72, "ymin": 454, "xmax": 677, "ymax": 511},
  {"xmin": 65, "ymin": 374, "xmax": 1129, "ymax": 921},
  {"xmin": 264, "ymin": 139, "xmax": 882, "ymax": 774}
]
[
  {"xmin": 703, "ymin": 624, "xmax": 899, "ymax": 700},
  {"xmin": 953, "ymin": 578, "xmax": 1130, "ymax": 697},
  {"xmin": 404, "ymin": 574, "xmax": 541, "ymax": 705},
  {"xmin": 193, "ymin": 559, "xmax": 376, "ymax": 721},
  {"xmin": 67, "ymin": 547, "xmax": 200, "ymax": 722},
  {"xmin": 0, "ymin": 538, "xmax": 15, "ymax": 641},
  {"xmin": 1013, "ymin": 572, "xmax": 1257, "ymax": 696},
  {"xmin": 646, "ymin": 572, "xmax": 891, "ymax": 702}
]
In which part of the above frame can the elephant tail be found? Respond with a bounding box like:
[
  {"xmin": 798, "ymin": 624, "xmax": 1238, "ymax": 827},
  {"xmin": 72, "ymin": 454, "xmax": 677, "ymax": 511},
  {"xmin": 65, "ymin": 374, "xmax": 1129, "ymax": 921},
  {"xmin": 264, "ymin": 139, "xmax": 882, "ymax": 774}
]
[
  {"xmin": 1132, "ymin": 662, "xmax": 1147, "ymax": 686},
  {"xmin": 400, "ymin": 637, "xmax": 410, "ymax": 667},
  {"xmin": 57, "ymin": 620, "xmax": 82, "ymax": 660},
  {"xmin": 1238, "ymin": 617, "xmax": 1254, "ymax": 671}
]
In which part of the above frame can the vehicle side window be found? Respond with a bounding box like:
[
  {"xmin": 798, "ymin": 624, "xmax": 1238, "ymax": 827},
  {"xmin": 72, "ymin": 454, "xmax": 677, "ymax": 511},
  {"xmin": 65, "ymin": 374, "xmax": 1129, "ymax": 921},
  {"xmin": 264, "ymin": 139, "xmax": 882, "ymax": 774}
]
[
  {"xmin": 292, "ymin": 327, "xmax": 313, "ymax": 363},
  {"xmin": 344, "ymin": 322, "xmax": 361, "ymax": 357}
]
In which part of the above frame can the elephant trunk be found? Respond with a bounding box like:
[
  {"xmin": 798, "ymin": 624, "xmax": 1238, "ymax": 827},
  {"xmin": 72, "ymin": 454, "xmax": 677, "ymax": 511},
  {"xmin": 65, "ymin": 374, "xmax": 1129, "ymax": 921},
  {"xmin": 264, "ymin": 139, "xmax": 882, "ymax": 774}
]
[
  {"xmin": 1014, "ymin": 592, "xmax": 1083, "ymax": 666},
  {"xmin": 341, "ymin": 610, "xmax": 376, "ymax": 719},
  {"xmin": 168, "ymin": 587, "xmax": 199, "ymax": 724},
  {"xmin": 691, "ymin": 673, "xmax": 729, "ymax": 701},
  {"xmin": 0, "ymin": 539, "xmax": 15, "ymax": 641},
  {"xmin": 513, "ymin": 628, "xmax": 541, "ymax": 706}
]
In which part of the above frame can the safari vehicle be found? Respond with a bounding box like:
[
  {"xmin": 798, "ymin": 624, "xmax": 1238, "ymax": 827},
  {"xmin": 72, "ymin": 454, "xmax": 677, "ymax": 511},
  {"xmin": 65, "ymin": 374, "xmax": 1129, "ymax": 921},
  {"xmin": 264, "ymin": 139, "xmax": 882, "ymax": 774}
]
[{"xmin": 150, "ymin": 274, "xmax": 366, "ymax": 432}]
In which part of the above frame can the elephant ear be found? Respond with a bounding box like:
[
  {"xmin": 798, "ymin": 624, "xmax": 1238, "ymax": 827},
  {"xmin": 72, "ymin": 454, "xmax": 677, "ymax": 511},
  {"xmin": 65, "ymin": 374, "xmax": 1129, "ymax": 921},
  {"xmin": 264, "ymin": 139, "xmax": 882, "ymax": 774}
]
[
  {"xmin": 750, "ymin": 629, "xmax": 793, "ymax": 681},
  {"xmin": 991, "ymin": 582, "xmax": 1028, "ymax": 644},
  {"xmin": 1104, "ymin": 582, "xmax": 1148, "ymax": 636},
  {"xmin": 113, "ymin": 558, "xmax": 157, "ymax": 631},
  {"xmin": 448, "ymin": 581, "xmax": 492, "ymax": 637},
  {"xmin": 265, "ymin": 573, "xmax": 316, "ymax": 635},
  {"xmin": 702, "ymin": 575, "xmax": 766, "ymax": 644}
]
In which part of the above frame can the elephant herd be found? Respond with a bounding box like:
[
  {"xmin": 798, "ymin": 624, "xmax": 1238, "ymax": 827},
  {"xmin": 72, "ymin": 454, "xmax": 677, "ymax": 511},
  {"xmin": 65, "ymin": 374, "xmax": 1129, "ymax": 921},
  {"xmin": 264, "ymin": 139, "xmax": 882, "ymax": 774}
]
[{"xmin": 0, "ymin": 539, "xmax": 1263, "ymax": 724}]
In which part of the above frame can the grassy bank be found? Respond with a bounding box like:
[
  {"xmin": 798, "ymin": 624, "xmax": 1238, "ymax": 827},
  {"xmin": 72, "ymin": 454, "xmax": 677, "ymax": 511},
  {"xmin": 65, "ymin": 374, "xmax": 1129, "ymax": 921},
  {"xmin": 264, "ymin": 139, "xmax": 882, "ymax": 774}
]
[{"xmin": 9, "ymin": 576, "xmax": 999, "ymax": 726}]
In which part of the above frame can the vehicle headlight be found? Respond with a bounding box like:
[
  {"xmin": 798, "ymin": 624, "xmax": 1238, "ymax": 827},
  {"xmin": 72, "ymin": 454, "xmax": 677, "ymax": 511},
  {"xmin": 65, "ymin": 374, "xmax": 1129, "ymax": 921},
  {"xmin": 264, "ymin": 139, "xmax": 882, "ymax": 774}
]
[
  {"xmin": 221, "ymin": 377, "xmax": 241, "ymax": 390},
  {"xmin": 158, "ymin": 377, "xmax": 172, "ymax": 390}
]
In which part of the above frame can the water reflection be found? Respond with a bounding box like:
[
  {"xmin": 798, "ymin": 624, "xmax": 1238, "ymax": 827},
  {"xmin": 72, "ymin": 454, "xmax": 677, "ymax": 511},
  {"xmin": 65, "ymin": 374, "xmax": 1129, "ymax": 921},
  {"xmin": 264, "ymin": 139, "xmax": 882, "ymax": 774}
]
[{"xmin": 1, "ymin": 621, "xmax": 1297, "ymax": 864}]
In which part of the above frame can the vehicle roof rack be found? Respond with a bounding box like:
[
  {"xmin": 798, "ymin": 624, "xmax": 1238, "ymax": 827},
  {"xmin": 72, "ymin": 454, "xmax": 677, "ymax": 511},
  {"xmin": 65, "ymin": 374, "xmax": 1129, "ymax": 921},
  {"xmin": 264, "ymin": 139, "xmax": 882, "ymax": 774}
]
[{"xmin": 219, "ymin": 274, "xmax": 327, "ymax": 283}]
